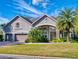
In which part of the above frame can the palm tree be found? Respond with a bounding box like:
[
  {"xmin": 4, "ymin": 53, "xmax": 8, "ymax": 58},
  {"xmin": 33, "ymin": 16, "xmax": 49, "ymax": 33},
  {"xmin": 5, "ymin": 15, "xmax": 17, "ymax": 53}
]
[
  {"xmin": 57, "ymin": 8, "xmax": 74, "ymax": 42},
  {"xmin": 74, "ymin": 9, "xmax": 78, "ymax": 35}
]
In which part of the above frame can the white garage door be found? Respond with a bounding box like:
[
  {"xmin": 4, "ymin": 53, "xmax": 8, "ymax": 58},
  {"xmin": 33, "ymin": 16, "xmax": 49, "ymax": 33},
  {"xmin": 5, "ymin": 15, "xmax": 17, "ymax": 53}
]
[{"xmin": 16, "ymin": 34, "xmax": 27, "ymax": 42}]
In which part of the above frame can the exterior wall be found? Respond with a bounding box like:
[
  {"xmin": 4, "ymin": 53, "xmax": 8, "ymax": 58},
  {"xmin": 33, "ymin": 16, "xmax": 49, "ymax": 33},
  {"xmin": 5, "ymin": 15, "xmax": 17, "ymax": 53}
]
[
  {"xmin": 4, "ymin": 17, "xmax": 32, "ymax": 34},
  {"xmin": 33, "ymin": 17, "xmax": 56, "ymax": 27},
  {"xmin": 3, "ymin": 25, "xmax": 12, "ymax": 33}
]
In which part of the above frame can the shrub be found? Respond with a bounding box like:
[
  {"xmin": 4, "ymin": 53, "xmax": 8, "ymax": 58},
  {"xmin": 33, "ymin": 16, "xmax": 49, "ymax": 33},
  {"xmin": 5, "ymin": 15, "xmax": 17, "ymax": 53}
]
[
  {"xmin": 0, "ymin": 35, "xmax": 3, "ymax": 41},
  {"xmin": 38, "ymin": 35, "xmax": 48, "ymax": 42},
  {"xmin": 25, "ymin": 38, "xmax": 37, "ymax": 43},
  {"xmin": 0, "ymin": 30, "xmax": 4, "ymax": 41},
  {"xmin": 25, "ymin": 28, "xmax": 49, "ymax": 43},
  {"xmin": 71, "ymin": 39, "xmax": 78, "ymax": 43},
  {"xmin": 51, "ymin": 38, "xmax": 65, "ymax": 43}
]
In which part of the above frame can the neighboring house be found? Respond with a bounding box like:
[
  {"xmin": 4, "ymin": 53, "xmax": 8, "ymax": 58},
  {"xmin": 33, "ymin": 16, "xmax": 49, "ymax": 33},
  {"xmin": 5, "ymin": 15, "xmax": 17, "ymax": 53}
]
[{"xmin": 3, "ymin": 15, "xmax": 60, "ymax": 42}]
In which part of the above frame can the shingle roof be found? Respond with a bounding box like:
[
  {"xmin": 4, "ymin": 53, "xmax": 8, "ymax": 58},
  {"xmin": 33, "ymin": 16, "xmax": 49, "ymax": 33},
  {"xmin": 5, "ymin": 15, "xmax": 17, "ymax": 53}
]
[
  {"xmin": 3, "ymin": 16, "xmax": 19, "ymax": 28},
  {"xmin": 20, "ymin": 16, "xmax": 33, "ymax": 23},
  {"xmin": 32, "ymin": 15, "xmax": 56, "ymax": 25},
  {"xmin": 3, "ymin": 15, "xmax": 56, "ymax": 28}
]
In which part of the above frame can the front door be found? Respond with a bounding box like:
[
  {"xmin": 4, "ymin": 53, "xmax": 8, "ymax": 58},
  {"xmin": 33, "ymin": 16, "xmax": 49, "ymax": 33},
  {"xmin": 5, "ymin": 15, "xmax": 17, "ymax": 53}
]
[
  {"xmin": 50, "ymin": 32, "xmax": 56, "ymax": 40},
  {"xmin": 43, "ymin": 29, "xmax": 48, "ymax": 39}
]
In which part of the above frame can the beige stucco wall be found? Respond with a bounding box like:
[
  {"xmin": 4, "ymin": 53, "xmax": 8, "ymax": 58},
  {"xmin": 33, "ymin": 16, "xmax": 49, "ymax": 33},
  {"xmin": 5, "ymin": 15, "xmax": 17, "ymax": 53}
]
[
  {"xmin": 4, "ymin": 16, "xmax": 32, "ymax": 34},
  {"xmin": 11, "ymin": 17, "xmax": 32, "ymax": 34},
  {"xmin": 34, "ymin": 17, "xmax": 56, "ymax": 27}
]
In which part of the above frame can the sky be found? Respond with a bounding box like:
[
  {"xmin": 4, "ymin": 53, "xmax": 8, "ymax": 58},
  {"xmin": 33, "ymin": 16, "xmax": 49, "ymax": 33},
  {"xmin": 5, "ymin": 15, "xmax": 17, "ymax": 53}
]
[{"xmin": 0, "ymin": 0, "xmax": 78, "ymax": 24}]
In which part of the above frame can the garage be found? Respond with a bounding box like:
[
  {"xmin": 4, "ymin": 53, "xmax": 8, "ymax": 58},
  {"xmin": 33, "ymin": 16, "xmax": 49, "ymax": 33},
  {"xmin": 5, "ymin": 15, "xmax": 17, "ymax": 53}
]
[
  {"xmin": 5, "ymin": 34, "xmax": 13, "ymax": 41},
  {"xmin": 15, "ymin": 34, "xmax": 27, "ymax": 42}
]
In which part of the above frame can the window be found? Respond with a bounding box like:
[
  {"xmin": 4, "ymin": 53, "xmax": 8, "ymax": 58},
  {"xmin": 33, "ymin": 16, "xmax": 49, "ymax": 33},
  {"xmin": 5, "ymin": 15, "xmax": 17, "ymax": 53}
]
[{"xmin": 16, "ymin": 23, "xmax": 20, "ymax": 28}]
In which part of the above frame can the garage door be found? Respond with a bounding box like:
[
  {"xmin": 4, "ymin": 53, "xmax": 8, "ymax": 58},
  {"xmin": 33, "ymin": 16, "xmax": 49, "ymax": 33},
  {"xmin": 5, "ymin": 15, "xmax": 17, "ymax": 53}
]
[
  {"xmin": 15, "ymin": 34, "xmax": 27, "ymax": 42},
  {"xmin": 6, "ymin": 34, "xmax": 13, "ymax": 41}
]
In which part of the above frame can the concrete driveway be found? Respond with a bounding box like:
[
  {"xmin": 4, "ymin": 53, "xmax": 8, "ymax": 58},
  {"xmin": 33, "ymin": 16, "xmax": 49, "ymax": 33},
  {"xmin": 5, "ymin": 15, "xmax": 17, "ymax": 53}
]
[
  {"xmin": 0, "ymin": 41, "xmax": 24, "ymax": 47},
  {"xmin": 0, "ymin": 54, "xmax": 72, "ymax": 59}
]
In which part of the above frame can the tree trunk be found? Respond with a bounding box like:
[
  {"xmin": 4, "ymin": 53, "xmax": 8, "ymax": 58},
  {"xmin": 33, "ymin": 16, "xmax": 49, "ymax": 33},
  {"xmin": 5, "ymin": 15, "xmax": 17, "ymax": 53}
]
[{"xmin": 67, "ymin": 32, "xmax": 70, "ymax": 42}]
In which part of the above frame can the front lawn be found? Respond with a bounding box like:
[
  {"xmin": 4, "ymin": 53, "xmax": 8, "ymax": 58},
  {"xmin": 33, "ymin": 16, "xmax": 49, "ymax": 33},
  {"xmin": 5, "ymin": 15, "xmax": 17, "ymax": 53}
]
[{"xmin": 0, "ymin": 43, "xmax": 78, "ymax": 59}]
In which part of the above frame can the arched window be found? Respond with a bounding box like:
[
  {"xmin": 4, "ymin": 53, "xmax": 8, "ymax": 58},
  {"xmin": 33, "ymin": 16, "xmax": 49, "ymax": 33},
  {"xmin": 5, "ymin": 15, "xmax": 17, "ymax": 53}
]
[{"xmin": 16, "ymin": 23, "xmax": 20, "ymax": 28}]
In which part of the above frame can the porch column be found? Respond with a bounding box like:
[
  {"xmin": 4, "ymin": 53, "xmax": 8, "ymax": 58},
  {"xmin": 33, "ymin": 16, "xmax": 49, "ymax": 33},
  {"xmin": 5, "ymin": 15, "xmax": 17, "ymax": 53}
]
[
  {"xmin": 3, "ymin": 31, "xmax": 6, "ymax": 41},
  {"xmin": 56, "ymin": 29, "xmax": 59, "ymax": 39},
  {"xmin": 48, "ymin": 26, "xmax": 50, "ymax": 40},
  {"xmin": 12, "ymin": 33, "xmax": 15, "ymax": 42}
]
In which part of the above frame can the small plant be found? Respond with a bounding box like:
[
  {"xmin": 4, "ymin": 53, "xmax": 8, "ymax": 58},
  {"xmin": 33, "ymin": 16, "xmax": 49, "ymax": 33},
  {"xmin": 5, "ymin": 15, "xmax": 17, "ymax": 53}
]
[
  {"xmin": 71, "ymin": 39, "xmax": 78, "ymax": 43},
  {"xmin": 51, "ymin": 38, "xmax": 65, "ymax": 43}
]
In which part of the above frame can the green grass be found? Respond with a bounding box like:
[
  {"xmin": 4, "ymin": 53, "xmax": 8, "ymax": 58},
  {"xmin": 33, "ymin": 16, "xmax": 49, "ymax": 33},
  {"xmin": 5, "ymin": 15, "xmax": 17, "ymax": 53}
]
[{"xmin": 0, "ymin": 43, "xmax": 78, "ymax": 59}]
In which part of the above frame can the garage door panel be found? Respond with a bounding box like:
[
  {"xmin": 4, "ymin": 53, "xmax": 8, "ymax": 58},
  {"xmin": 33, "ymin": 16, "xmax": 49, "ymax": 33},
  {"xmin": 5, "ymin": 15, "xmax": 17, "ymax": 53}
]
[{"xmin": 16, "ymin": 34, "xmax": 27, "ymax": 42}]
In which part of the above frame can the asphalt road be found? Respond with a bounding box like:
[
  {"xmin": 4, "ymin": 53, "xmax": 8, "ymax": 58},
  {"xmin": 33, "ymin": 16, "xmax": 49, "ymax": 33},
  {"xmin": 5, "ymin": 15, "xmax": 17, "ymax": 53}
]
[{"xmin": 0, "ymin": 54, "xmax": 72, "ymax": 59}]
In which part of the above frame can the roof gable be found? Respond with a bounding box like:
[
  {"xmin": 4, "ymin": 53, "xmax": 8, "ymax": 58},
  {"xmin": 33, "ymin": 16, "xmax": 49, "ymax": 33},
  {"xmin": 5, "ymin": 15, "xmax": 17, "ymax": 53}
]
[
  {"xmin": 20, "ymin": 16, "xmax": 32, "ymax": 23},
  {"xmin": 3, "ymin": 15, "xmax": 32, "ymax": 28},
  {"xmin": 32, "ymin": 15, "xmax": 56, "ymax": 26}
]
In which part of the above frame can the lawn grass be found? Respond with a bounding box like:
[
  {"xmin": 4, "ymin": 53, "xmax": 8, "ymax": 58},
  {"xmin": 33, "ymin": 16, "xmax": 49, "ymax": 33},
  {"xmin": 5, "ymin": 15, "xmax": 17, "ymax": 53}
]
[{"xmin": 0, "ymin": 43, "xmax": 78, "ymax": 59}]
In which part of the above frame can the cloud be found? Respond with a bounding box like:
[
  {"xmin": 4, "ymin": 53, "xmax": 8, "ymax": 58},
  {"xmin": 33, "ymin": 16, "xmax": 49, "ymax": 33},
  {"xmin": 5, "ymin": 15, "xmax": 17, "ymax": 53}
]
[
  {"xmin": 42, "ymin": 2, "xmax": 48, "ymax": 8},
  {"xmin": 32, "ymin": 0, "xmax": 42, "ymax": 5},
  {"xmin": 0, "ymin": 16, "xmax": 9, "ymax": 24},
  {"xmin": 12, "ymin": 0, "xmax": 44, "ymax": 16},
  {"xmin": 13, "ymin": 10, "xmax": 39, "ymax": 17},
  {"xmin": 50, "ymin": 8, "xmax": 61, "ymax": 16},
  {"xmin": 32, "ymin": 0, "xmax": 48, "ymax": 9},
  {"xmin": 26, "ymin": 13, "xmax": 39, "ymax": 17}
]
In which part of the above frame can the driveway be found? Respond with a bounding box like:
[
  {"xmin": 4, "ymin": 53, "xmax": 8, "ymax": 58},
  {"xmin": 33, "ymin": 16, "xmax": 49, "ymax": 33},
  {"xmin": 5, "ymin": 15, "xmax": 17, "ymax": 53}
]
[
  {"xmin": 0, "ymin": 41, "xmax": 24, "ymax": 47},
  {"xmin": 0, "ymin": 54, "xmax": 72, "ymax": 59}
]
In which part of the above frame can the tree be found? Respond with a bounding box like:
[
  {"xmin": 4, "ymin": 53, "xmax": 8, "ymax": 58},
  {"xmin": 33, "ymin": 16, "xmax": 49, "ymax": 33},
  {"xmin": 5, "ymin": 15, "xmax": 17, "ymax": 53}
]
[
  {"xmin": 0, "ymin": 24, "xmax": 3, "ymax": 41},
  {"xmin": 74, "ymin": 9, "xmax": 78, "ymax": 35},
  {"xmin": 57, "ymin": 8, "xmax": 74, "ymax": 42},
  {"xmin": 0, "ymin": 23, "xmax": 6, "ymax": 35},
  {"xmin": 0, "ymin": 24, "xmax": 3, "ymax": 35}
]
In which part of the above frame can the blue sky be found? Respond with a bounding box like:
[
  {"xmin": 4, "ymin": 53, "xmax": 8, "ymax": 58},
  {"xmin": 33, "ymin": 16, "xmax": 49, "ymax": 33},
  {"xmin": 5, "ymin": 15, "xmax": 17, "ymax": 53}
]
[{"xmin": 0, "ymin": 0, "xmax": 78, "ymax": 24}]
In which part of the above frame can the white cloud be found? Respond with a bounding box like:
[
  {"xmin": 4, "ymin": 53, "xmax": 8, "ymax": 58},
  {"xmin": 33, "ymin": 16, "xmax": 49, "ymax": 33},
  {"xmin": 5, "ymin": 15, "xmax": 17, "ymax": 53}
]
[
  {"xmin": 32, "ymin": 0, "xmax": 48, "ymax": 9},
  {"xmin": 42, "ymin": 2, "xmax": 48, "ymax": 8},
  {"xmin": 32, "ymin": 0, "xmax": 42, "ymax": 5},
  {"xmin": 13, "ymin": 10, "xmax": 39, "ymax": 17},
  {"xmin": 50, "ymin": 9, "xmax": 60, "ymax": 16},
  {"xmin": 13, "ymin": 0, "xmax": 44, "ymax": 16},
  {"xmin": 26, "ymin": 13, "xmax": 39, "ymax": 17},
  {"xmin": 0, "ymin": 16, "xmax": 9, "ymax": 24}
]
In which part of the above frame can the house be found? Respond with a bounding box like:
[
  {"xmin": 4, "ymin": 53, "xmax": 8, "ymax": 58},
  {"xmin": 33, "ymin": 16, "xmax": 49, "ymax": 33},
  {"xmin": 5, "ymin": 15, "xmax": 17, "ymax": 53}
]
[{"xmin": 3, "ymin": 15, "xmax": 60, "ymax": 42}]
